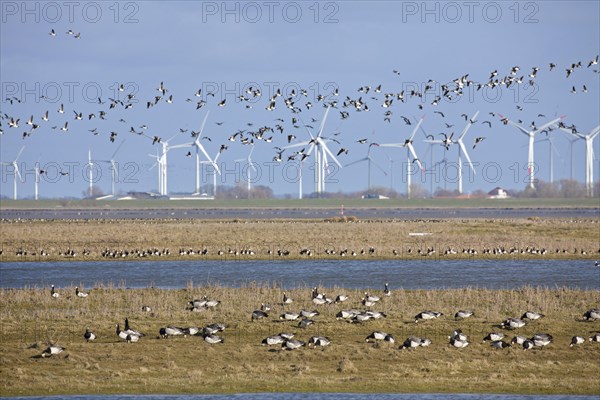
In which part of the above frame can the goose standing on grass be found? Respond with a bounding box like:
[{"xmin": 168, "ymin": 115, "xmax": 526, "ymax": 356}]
[
  {"xmin": 262, "ymin": 335, "xmax": 285, "ymax": 346},
  {"xmin": 51, "ymin": 285, "xmax": 60, "ymax": 298},
  {"xmin": 282, "ymin": 339, "xmax": 305, "ymax": 350},
  {"xmin": 383, "ymin": 283, "xmax": 391, "ymax": 297},
  {"xmin": 251, "ymin": 309, "xmax": 269, "ymax": 321},
  {"xmin": 415, "ymin": 311, "xmax": 443, "ymax": 323},
  {"xmin": 126, "ymin": 334, "xmax": 139, "ymax": 343},
  {"xmin": 159, "ymin": 326, "xmax": 185, "ymax": 338},
  {"xmin": 83, "ymin": 328, "xmax": 96, "ymax": 342},
  {"xmin": 123, "ymin": 318, "xmax": 145, "ymax": 337},
  {"xmin": 308, "ymin": 336, "xmax": 330, "ymax": 347},
  {"xmin": 279, "ymin": 312, "xmax": 300, "ymax": 321},
  {"xmin": 589, "ymin": 332, "xmax": 600, "ymax": 342},
  {"xmin": 583, "ymin": 309, "xmax": 600, "ymax": 321},
  {"xmin": 521, "ymin": 311, "xmax": 544, "ymax": 320},
  {"xmin": 204, "ymin": 334, "xmax": 224, "ymax": 344},
  {"xmin": 571, "ymin": 336, "xmax": 585, "ymax": 346},
  {"xmin": 449, "ymin": 337, "xmax": 469, "ymax": 348},
  {"xmin": 483, "ymin": 332, "xmax": 504, "ymax": 342},
  {"xmin": 334, "ymin": 294, "xmax": 349, "ymax": 303},
  {"xmin": 282, "ymin": 292, "xmax": 293, "ymax": 305},
  {"xmin": 531, "ymin": 333, "xmax": 553, "ymax": 348},
  {"xmin": 75, "ymin": 287, "xmax": 88, "ymax": 298},
  {"xmin": 365, "ymin": 331, "xmax": 394, "ymax": 343},
  {"xmin": 449, "ymin": 329, "xmax": 468, "ymax": 342},
  {"xmin": 41, "ymin": 344, "xmax": 65, "ymax": 357},
  {"xmin": 115, "ymin": 323, "xmax": 138, "ymax": 341},
  {"xmin": 401, "ymin": 336, "xmax": 424, "ymax": 349},
  {"xmin": 522, "ymin": 339, "xmax": 534, "ymax": 351},
  {"xmin": 298, "ymin": 318, "xmax": 315, "ymax": 329},
  {"xmin": 455, "ymin": 310, "xmax": 474, "ymax": 320},
  {"xmin": 501, "ymin": 317, "xmax": 526, "ymax": 329},
  {"xmin": 490, "ymin": 340, "xmax": 511, "ymax": 349},
  {"xmin": 511, "ymin": 335, "xmax": 528, "ymax": 346}
]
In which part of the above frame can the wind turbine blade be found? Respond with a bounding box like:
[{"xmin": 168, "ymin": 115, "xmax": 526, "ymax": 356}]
[
  {"xmin": 535, "ymin": 117, "xmax": 563, "ymax": 134},
  {"xmin": 459, "ymin": 141, "xmax": 476, "ymax": 174},
  {"xmin": 378, "ymin": 143, "xmax": 405, "ymax": 148},
  {"xmin": 459, "ymin": 111, "xmax": 479, "ymax": 140},
  {"xmin": 320, "ymin": 140, "xmax": 342, "ymax": 168},
  {"xmin": 500, "ymin": 115, "xmax": 530, "ymax": 136},
  {"xmin": 407, "ymin": 144, "xmax": 422, "ymax": 170},
  {"xmin": 369, "ymin": 157, "xmax": 388, "ymax": 175},
  {"xmin": 409, "ymin": 117, "xmax": 425, "ymax": 141},
  {"xmin": 344, "ymin": 157, "xmax": 368, "ymax": 167},
  {"xmin": 111, "ymin": 140, "xmax": 126, "ymax": 160},
  {"xmin": 283, "ymin": 140, "xmax": 311, "ymax": 150},
  {"xmin": 589, "ymin": 125, "xmax": 600, "ymax": 139},
  {"xmin": 15, "ymin": 146, "xmax": 25, "ymax": 162},
  {"xmin": 199, "ymin": 111, "xmax": 210, "ymax": 138},
  {"xmin": 13, "ymin": 163, "xmax": 22, "ymax": 181},
  {"xmin": 317, "ymin": 106, "xmax": 331, "ymax": 138}
]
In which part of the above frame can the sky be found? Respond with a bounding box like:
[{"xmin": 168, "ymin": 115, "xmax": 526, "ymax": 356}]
[{"xmin": 1, "ymin": 0, "xmax": 599, "ymax": 199}]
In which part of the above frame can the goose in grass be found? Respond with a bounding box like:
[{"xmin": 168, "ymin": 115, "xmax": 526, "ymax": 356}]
[
  {"xmin": 521, "ymin": 311, "xmax": 544, "ymax": 320},
  {"xmin": 361, "ymin": 297, "xmax": 377, "ymax": 307},
  {"xmin": 282, "ymin": 339, "xmax": 305, "ymax": 350},
  {"xmin": 490, "ymin": 340, "xmax": 511, "ymax": 349},
  {"xmin": 189, "ymin": 299, "xmax": 207, "ymax": 309},
  {"xmin": 383, "ymin": 283, "xmax": 391, "ymax": 297},
  {"xmin": 401, "ymin": 336, "xmax": 427, "ymax": 349},
  {"xmin": 336, "ymin": 309, "xmax": 360, "ymax": 320},
  {"xmin": 352, "ymin": 312, "xmax": 374, "ymax": 323},
  {"xmin": 483, "ymin": 332, "xmax": 504, "ymax": 342},
  {"xmin": 589, "ymin": 332, "xmax": 600, "ymax": 342},
  {"xmin": 501, "ymin": 317, "xmax": 526, "ymax": 329},
  {"xmin": 308, "ymin": 336, "xmax": 330, "ymax": 347},
  {"xmin": 183, "ymin": 327, "xmax": 200, "ymax": 336},
  {"xmin": 159, "ymin": 326, "xmax": 185, "ymax": 338},
  {"xmin": 455, "ymin": 310, "xmax": 474, "ymax": 320},
  {"xmin": 83, "ymin": 328, "xmax": 96, "ymax": 342},
  {"xmin": 511, "ymin": 335, "xmax": 528, "ymax": 346},
  {"xmin": 282, "ymin": 292, "xmax": 293, "ymax": 305},
  {"xmin": 531, "ymin": 333, "xmax": 553, "ymax": 348},
  {"xmin": 334, "ymin": 294, "xmax": 349, "ymax": 303},
  {"xmin": 522, "ymin": 339, "xmax": 534, "ymax": 351},
  {"xmin": 116, "ymin": 324, "xmax": 139, "ymax": 342},
  {"xmin": 449, "ymin": 329, "xmax": 468, "ymax": 342},
  {"xmin": 571, "ymin": 336, "xmax": 585, "ymax": 346},
  {"xmin": 415, "ymin": 311, "xmax": 443, "ymax": 323},
  {"xmin": 251, "ymin": 310, "xmax": 269, "ymax": 320},
  {"xmin": 583, "ymin": 309, "xmax": 600, "ymax": 321},
  {"xmin": 141, "ymin": 305, "xmax": 153, "ymax": 313},
  {"xmin": 204, "ymin": 334, "xmax": 224, "ymax": 344},
  {"xmin": 300, "ymin": 310, "xmax": 320, "ymax": 318},
  {"xmin": 280, "ymin": 312, "xmax": 300, "ymax": 321},
  {"xmin": 364, "ymin": 292, "xmax": 380, "ymax": 303},
  {"xmin": 50, "ymin": 285, "xmax": 60, "ymax": 298},
  {"xmin": 365, "ymin": 331, "xmax": 394, "ymax": 343},
  {"xmin": 365, "ymin": 310, "xmax": 387, "ymax": 319},
  {"xmin": 75, "ymin": 287, "xmax": 88, "ymax": 298},
  {"xmin": 312, "ymin": 296, "xmax": 328, "ymax": 305},
  {"xmin": 261, "ymin": 303, "xmax": 271, "ymax": 312},
  {"xmin": 202, "ymin": 297, "xmax": 220, "ymax": 308},
  {"xmin": 449, "ymin": 337, "xmax": 469, "ymax": 348},
  {"xmin": 124, "ymin": 318, "xmax": 145, "ymax": 337},
  {"xmin": 41, "ymin": 344, "xmax": 65, "ymax": 357},
  {"xmin": 298, "ymin": 318, "xmax": 315, "ymax": 329},
  {"xmin": 262, "ymin": 334, "xmax": 285, "ymax": 346},
  {"xmin": 203, "ymin": 323, "xmax": 226, "ymax": 335}
]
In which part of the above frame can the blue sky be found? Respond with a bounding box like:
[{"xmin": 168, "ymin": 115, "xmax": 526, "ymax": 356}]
[{"xmin": 1, "ymin": 1, "xmax": 599, "ymax": 198}]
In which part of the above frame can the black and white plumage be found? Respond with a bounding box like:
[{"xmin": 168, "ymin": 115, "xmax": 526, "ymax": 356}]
[
  {"xmin": 75, "ymin": 286, "xmax": 88, "ymax": 298},
  {"xmin": 455, "ymin": 310, "xmax": 474, "ymax": 320},
  {"xmin": 400, "ymin": 336, "xmax": 430, "ymax": 349},
  {"xmin": 282, "ymin": 339, "xmax": 305, "ymax": 350},
  {"xmin": 521, "ymin": 311, "xmax": 544, "ymax": 320},
  {"xmin": 589, "ymin": 332, "xmax": 600, "ymax": 342},
  {"xmin": 383, "ymin": 283, "xmax": 391, "ymax": 297},
  {"xmin": 415, "ymin": 311, "xmax": 443, "ymax": 323},
  {"xmin": 279, "ymin": 312, "xmax": 300, "ymax": 321},
  {"xmin": 159, "ymin": 326, "xmax": 185, "ymax": 338},
  {"xmin": 203, "ymin": 334, "xmax": 224, "ymax": 344},
  {"xmin": 365, "ymin": 331, "xmax": 394, "ymax": 343},
  {"xmin": 123, "ymin": 318, "xmax": 145, "ymax": 337},
  {"xmin": 449, "ymin": 337, "xmax": 469, "ymax": 348},
  {"xmin": 251, "ymin": 309, "xmax": 269, "ymax": 320},
  {"xmin": 50, "ymin": 285, "xmax": 60, "ymax": 298},
  {"xmin": 308, "ymin": 336, "xmax": 330, "ymax": 347},
  {"xmin": 41, "ymin": 344, "xmax": 65, "ymax": 357},
  {"xmin": 511, "ymin": 335, "xmax": 528, "ymax": 346},
  {"xmin": 83, "ymin": 328, "xmax": 96, "ymax": 342},
  {"xmin": 449, "ymin": 329, "xmax": 468, "ymax": 342},
  {"xmin": 583, "ymin": 309, "xmax": 600, "ymax": 321},
  {"xmin": 501, "ymin": 318, "xmax": 526, "ymax": 329},
  {"xmin": 483, "ymin": 332, "xmax": 504, "ymax": 342},
  {"xmin": 298, "ymin": 318, "xmax": 315, "ymax": 329},
  {"xmin": 141, "ymin": 305, "xmax": 153, "ymax": 313},
  {"xmin": 570, "ymin": 336, "xmax": 585, "ymax": 346},
  {"xmin": 282, "ymin": 292, "xmax": 293, "ymax": 305},
  {"xmin": 334, "ymin": 294, "xmax": 349, "ymax": 303},
  {"xmin": 262, "ymin": 334, "xmax": 285, "ymax": 346},
  {"xmin": 490, "ymin": 340, "xmax": 511, "ymax": 349},
  {"xmin": 531, "ymin": 333, "xmax": 553, "ymax": 348}
]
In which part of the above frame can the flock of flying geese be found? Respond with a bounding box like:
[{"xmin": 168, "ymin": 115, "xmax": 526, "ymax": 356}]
[
  {"xmin": 2, "ymin": 55, "xmax": 598, "ymax": 184},
  {"xmin": 39, "ymin": 283, "xmax": 600, "ymax": 358}
]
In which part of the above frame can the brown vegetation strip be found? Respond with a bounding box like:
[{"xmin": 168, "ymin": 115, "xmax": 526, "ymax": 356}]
[
  {"xmin": 1, "ymin": 217, "xmax": 598, "ymax": 261},
  {"xmin": 1, "ymin": 285, "xmax": 599, "ymax": 395}
]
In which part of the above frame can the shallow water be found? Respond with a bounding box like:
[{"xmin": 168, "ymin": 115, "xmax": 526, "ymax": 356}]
[
  {"xmin": 6, "ymin": 394, "xmax": 600, "ymax": 400},
  {"xmin": 1, "ymin": 259, "xmax": 598, "ymax": 290}
]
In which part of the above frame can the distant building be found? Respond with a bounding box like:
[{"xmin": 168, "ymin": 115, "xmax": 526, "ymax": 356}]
[{"xmin": 487, "ymin": 187, "xmax": 509, "ymax": 199}]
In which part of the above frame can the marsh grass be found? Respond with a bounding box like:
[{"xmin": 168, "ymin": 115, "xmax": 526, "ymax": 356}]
[
  {"xmin": 1, "ymin": 285, "xmax": 599, "ymax": 395},
  {"xmin": 1, "ymin": 218, "xmax": 598, "ymax": 262}
]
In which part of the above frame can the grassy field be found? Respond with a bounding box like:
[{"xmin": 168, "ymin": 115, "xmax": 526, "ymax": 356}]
[
  {"xmin": 1, "ymin": 285, "xmax": 599, "ymax": 396},
  {"xmin": 1, "ymin": 197, "xmax": 599, "ymax": 209},
  {"xmin": 1, "ymin": 217, "xmax": 598, "ymax": 262}
]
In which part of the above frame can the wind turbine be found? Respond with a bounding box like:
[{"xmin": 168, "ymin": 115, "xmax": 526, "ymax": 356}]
[
  {"xmin": 535, "ymin": 135, "xmax": 560, "ymax": 184},
  {"xmin": 200, "ymin": 149, "xmax": 222, "ymax": 197},
  {"xmin": 151, "ymin": 133, "xmax": 184, "ymax": 196},
  {"xmin": 170, "ymin": 112, "xmax": 219, "ymax": 195},
  {"xmin": 1, "ymin": 146, "xmax": 25, "ymax": 200},
  {"xmin": 558, "ymin": 124, "xmax": 600, "ymax": 196},
  {"xmin": 97, "ymin": 140, "xmax": 126, "ymax": 198},
  {"xmin": 235, "ymin": 145, "xmax": 256, "ymax": 193},
  {"xmin": 148, "ymin": 149, "xmax": 163, "ymax": 195},
  {"xmin": 498, "ymin": 114, "xmax": 564, "ymax": 189},
  {"xmin": 87, "ymin": 149, "xmax": 94, "ymax": 198},
  {"xmin": 284, "ymin": 106, "xmax": 342, "ymax": 196},
  {"xmin": 34, "ymin": 160, "xmax": 42, "ymax": 200},
  {"xmin": 345, "ymin": 143, "xmax": 387, "ymax": 191},
  {"xmin": 379, "ymin": 117, "xmax": 424, "ymax": 199}
]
